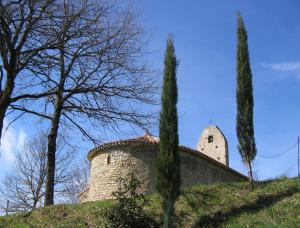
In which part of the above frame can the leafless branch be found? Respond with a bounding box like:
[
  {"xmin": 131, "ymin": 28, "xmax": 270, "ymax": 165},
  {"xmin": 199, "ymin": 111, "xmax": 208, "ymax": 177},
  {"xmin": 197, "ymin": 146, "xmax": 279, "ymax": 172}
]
[
  {"xmin": 0, "ymin": 132, "xmax": 77, "ymax": 212},
  {"xmin": 2, "ymin": 0, "xmax": 158, "ymax": 205}
]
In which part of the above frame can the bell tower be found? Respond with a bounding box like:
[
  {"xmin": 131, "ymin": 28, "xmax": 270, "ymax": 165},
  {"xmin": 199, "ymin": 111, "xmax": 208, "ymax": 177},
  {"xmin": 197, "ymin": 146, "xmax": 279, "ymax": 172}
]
[{"xmin": 196, "ymin": 125, "xmax": 229, "ymax": 166}]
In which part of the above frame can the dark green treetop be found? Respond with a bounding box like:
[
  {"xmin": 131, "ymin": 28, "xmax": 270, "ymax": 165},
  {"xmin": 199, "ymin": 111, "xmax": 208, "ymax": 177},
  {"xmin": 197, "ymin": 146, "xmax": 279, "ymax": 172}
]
[
  {"xmin": 155, "ymin": 36, "xmax": 180, "ymax": 227},
  {"xmin": 236, "ymin": 13, "xmax": 257, "ymax": 189}
]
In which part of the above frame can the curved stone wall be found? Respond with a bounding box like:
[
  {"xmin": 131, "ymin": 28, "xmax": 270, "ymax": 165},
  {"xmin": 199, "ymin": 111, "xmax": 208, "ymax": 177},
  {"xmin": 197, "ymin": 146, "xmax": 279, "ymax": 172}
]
[
  {"xmin": 87, "ymin": 144, "xmax": 156, "ymax": 201},
  {"xmin": 81, "ymin": 143, "xmax": 245, "ymax": 202}
]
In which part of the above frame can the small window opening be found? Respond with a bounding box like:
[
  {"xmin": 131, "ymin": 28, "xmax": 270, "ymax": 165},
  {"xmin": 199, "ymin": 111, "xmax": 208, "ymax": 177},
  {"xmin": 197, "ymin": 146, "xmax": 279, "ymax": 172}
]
[
  {"xmin": 215, "ymin": 145, "xmax": 218, "ymax": 149},
  {"xmin": 107, "ymin": 155, "xmax": 111, "ymax": 164},
  {"xmin": 208, "ymin": 135, "xmax": 213, "ymax": 143},
  {"xmin": 217, "ymin": 157, "xmax": 220, "ymax": 160}
]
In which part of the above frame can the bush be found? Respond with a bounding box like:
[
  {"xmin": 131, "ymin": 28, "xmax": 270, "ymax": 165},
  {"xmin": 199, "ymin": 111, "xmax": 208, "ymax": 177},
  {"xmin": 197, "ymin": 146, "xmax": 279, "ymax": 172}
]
[{"xmin": 103, "ymin": 171, "xmax": 158, "ymax": 228}]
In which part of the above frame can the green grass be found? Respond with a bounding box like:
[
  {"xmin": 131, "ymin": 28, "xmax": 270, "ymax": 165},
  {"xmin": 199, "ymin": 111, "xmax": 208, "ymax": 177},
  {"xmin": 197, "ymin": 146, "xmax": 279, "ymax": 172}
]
[{"xmin": 1, "ymin": 177, "xmax": 300, "ymax": 227}]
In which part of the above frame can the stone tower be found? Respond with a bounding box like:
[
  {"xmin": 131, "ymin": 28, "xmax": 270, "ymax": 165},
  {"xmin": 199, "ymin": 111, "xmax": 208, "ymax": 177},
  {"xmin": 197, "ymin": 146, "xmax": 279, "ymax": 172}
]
[{"xmin": 196, "ymin": 126, "xmax": 229, "ymax": 166}]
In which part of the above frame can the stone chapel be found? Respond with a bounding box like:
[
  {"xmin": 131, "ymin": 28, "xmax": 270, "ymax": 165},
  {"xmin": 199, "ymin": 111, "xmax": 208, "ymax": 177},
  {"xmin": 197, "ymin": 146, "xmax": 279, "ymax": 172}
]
[{"xmin": 79, "ymin": 125, "xmax": 247, "ymax": 202}]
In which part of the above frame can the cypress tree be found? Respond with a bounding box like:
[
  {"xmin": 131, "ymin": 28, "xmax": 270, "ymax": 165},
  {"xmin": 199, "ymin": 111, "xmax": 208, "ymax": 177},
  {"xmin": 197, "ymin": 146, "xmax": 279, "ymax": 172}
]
[
  {"xmin": 155, "ymin": 36, "xmax": 180, "ymax": 227},
  {"xmin": 236, "ymin": 14, "xmax": 257, "ymax": 190}
]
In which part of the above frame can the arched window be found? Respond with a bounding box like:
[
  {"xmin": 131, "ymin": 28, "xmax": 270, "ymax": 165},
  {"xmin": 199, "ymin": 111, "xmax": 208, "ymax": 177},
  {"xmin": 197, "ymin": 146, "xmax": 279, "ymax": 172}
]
[
  {"xmin": 107, "ymin": 155, "xmax": 111, "ymax": 164},
  {"xmin": 208, "ymin": 135, "xmax": 213, "ymax": 143}
]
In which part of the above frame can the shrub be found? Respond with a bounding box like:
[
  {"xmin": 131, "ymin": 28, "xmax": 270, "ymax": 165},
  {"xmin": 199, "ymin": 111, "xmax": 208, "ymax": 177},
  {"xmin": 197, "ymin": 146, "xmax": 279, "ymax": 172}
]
[{"xmin": 103, "ymin": 171, "xmax": 158, "ymax": 228}]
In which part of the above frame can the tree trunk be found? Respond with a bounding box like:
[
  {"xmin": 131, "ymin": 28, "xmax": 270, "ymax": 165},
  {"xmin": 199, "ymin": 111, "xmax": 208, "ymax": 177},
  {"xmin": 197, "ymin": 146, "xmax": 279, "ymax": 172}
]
[
  {"xmin": 248, "ymin": 160, "xmax": 254, "ymax": 190},
  {"xmin": 33, "ymin": 197, "xmax": 38, "ymax": 209},
  {"xmin": 44, "ymin": 100, "xmax": 63, "ymax": 206},
  {"xmin": 163, "ymin": 198, "xmax": 176, "ymax": 228},
  {"xmin": 0, "ymin": 102, "xmax": 8, "ymax": 141},
  {"xmin": 0, "ymin": 57, "xmax": 17, "ymax": 140},
  {"xmin": 44, "ymin": 41, "xmax": 66, "ymax": 206},
  {"xmin": 33, "ymin": 175, "xmax": 45, "ymax": 209}
]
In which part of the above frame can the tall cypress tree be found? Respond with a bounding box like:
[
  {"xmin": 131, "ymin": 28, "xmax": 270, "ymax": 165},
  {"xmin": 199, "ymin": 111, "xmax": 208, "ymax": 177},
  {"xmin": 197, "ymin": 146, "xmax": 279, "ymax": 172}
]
[
  {"xmin": 236, "ymin": 14, "xmax": 257, "ymax": 190},
  {"xmin": 156, "ymin": 36, "xmax": 180, "ymax": 227}
]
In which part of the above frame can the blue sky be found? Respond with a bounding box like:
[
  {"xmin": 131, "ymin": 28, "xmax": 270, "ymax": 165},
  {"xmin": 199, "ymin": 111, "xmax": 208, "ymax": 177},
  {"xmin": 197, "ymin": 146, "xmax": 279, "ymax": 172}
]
[
  {"xmin": 134, "ymin": 0, "xmax": 300, "ymax": 179},
  {"xmin": 0, "ymin": 1, "xmax": 299, "ymax": 181}
]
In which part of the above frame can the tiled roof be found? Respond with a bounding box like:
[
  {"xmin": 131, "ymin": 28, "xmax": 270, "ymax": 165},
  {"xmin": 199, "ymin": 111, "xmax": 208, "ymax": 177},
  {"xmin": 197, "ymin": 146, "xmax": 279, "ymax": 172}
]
[{"xmin": 87, "ymin": 133, "xmax": 248, "ymax": 181}]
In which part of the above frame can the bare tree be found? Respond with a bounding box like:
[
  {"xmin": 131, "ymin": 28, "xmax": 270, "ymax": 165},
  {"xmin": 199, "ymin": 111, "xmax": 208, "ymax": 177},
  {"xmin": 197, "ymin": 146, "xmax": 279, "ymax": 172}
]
[
  {"xmin": 0, "ymin": 132, "xmax": 74, "ymax": 212},
  {"xmin": 61, "ymin": 159, "xmax": 90, "ymax": 204},
  {"xmin": 11, "ymin": 0, "xmax": 157, "ymax": 205},
  {"xmin": 0, "ymin": 0, "xmax": 59, "ymax": 141}
]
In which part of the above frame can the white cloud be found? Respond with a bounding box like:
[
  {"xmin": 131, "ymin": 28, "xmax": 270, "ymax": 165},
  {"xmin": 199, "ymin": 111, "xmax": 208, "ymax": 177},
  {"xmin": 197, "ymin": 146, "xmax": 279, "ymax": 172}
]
[
  {"xmin": 17, "ymin": 130, "xmax": 26, "ymax": 152},
  {"xmin": 0, "ymin": 120, "xmax": 26, "ymax": 163},
  {"xmin": 262, "ymin": 61, "xmax": 300, "ymax": 79}
]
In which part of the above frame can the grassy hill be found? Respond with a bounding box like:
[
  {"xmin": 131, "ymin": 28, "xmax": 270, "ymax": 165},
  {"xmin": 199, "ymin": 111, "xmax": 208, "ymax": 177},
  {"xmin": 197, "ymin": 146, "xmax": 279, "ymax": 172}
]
[{"xmin": 1, "ymin": 177, "xmax": 300, "ymax": 227}]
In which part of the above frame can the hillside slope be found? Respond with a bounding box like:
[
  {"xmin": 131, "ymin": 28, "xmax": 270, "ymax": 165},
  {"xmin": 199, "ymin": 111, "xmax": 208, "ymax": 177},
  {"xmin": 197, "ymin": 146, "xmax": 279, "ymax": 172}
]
[{"xmin": 1, "ymin": 177, "xmax": 300, "ymax": 227}]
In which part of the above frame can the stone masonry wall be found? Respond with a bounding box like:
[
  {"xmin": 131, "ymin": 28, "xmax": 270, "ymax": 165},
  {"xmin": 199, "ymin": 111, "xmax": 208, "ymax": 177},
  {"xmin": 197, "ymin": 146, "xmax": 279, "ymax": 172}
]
[
  {"xmin": 196, "ymin": 126, "xmax": 229, "ymax": 166},
  {"xmin": 81, "ymin": 143, "xmax": 244, "ymax": 202},
  {"xmin": 87, "ymin": 145, "xmax": 155, "ymax": 201}
]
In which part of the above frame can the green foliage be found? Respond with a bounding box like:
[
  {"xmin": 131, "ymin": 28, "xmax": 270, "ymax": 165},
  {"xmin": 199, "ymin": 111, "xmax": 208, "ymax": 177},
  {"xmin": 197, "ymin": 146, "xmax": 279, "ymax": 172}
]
[
  {"xmin": 155, "ymin": 36, "xmax": 181, "ymax": 227},
  {"xmin": 102, "ymin": 172, "xmax": 158, "ymax": 228},
  {"xmin": 236, "ymin": 13, "xmax": 256, "ymax": 188},
  {"xmin": 1, "ymin": 178, "xmax": 300, "ymax": 227},
  {"xmin": 0, "ymin": 200, "xmax": 113, "ymax": 227},
  {"xmin": 236, "ymin": 13, "xmax": 257, "ymax": 162}
]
